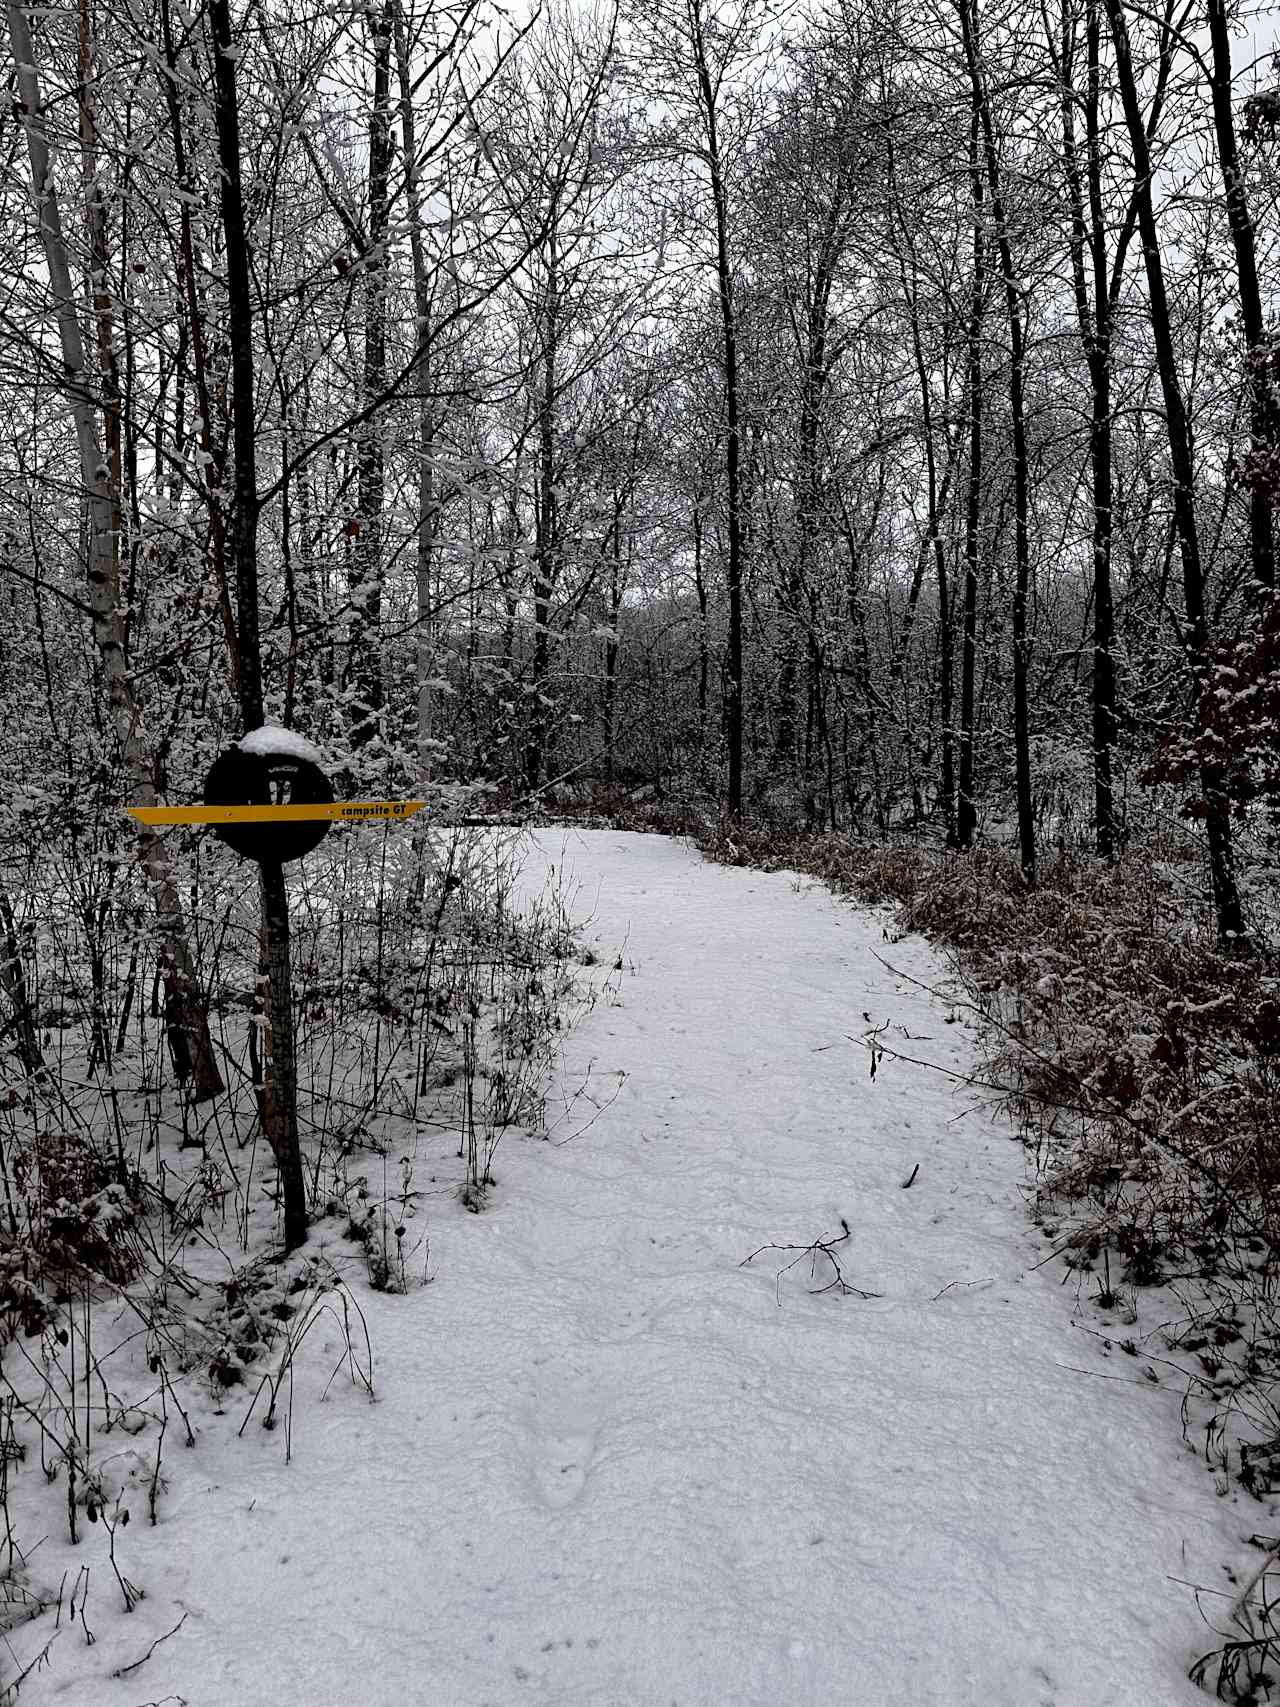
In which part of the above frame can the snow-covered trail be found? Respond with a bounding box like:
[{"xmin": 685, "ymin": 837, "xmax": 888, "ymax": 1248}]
[{"xmin": 33, "ymin": 830, "xmax": 1235, "ymax": 1707}]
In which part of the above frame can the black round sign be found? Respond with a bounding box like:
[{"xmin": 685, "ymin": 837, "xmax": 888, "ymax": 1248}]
[{"xmin": 203, "ymin": 745, "xmax": 335, "ymax": 864}]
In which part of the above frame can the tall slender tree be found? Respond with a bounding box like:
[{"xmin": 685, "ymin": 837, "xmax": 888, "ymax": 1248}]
[
  {"xmin": 627, "ymin": 0, "xmax": 768, "ymax": 818},
  {"xmin": 957, "ymin": 0, "xmax": 1036, "ymax": 884},
  {"xmin": 1102, "ymin": 0, "xmax": 1247, "ymax": 942},
  {"xmin": 955, "ymin": 94, "xmax": 987, "ymax": 852},
  {"xmin": 1204, "ymin": 0, "xmax": 1274, "ymax": 597},
  {"xmin": 209, "ymin": 0, "xmax": 307, "ymax": 1248}
]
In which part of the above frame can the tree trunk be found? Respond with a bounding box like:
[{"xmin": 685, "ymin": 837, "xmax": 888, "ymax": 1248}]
[
  {"xmin": 691, "ymin": 2, "xmax": 744, "ymax": 818},
  {"xmin": 209, "ymin": 0, "xmax": 261, "ymax": 723},
  {"xmin": 392, "ymin": 0, "xmax": 441, "ymax": 786},
  {"xmin": 893, "ymin": 222, "xmax": 960, "ymax": 841},
  {"xmin": 157, "ymin": 0, "xmax": 240, "ymax": 683},
  {"xmin": 780, "ymin": 175, "xmax": 845, "ymax": 776},
  {"xmin": 526, "ymin": 240, "xmax": 559, "ymax": 795},
  {"xmin": 960, "ymin": 0, "xmax": 1036, "ymax": 884},
  {"xmin": 1082, "ymin": 0, "xmax": 1118, "ymax": 856},
  {"xmin": 1056, "ymin": 0, "xmax": 1149, "ymax": 855},
  {"xmin": 7, "ymin": 0, "xmax": 222, "ymax": 1100},
  {"xmin": 1104, "ymin": 0, "xmax": 1247, "ymax": 944},
  {"xmin": 0, "ymin": 887, "xmax": 43, "ymax": 1081},
  {"xmin": 351, "ymin": 0, "xmax": 393, "ymax": 756},
  {"xmin": 209, "ymin": 0, "xmax": 308, "ymax": 1244},
  {"xmin": 603, "ymin": 494, "xmax": 624, "ymax": 784},
  {"xmin": 1205, "ymin": 0, "xmax": 1275, "ymax": 596},
  {"xmin": 936, "ymin": 535, "xmax": 956, "ymax": 842},
  {"xmin": 955, "ymin": 101, "xmax": 986, "ymax": 852}
]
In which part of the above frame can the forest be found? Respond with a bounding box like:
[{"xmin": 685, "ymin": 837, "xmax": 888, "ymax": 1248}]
[
  {"xmin": 2, "ymin": 0, "xmax": 1280, "ymax": 1697},
  {"xmin": 2, "ymin": 0, "xmax": 1277, "ymax": 881}
]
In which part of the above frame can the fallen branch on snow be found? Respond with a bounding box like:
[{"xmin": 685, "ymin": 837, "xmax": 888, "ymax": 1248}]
[{"xmin": 740, "ymin": 1221, "xmax": 883, "ymax": 1307}]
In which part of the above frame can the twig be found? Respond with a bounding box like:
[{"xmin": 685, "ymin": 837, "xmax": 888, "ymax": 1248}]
[
  {"xmin": 740, "ymin": 1221, "xmax": 882, "ymax": 1306},
  {"xmin": 847, "ymin": 1031, "xmax": 1016, "ymax": 1100},
  {"xmin": 932, "ymin": 1276, "xmax": 995, "ymax": 1300},
  {"xmin": 111, "ymin": 1612, "xmax": 187, "ymax": 1678},
  {"xmin": 1167, "ymin": 1574, "xmax": 1238, "ymax": 1601},
  {"xmin": 548, "ymin": 1063, "xmax": 626, "ymax": 1146},
  {"xmin": 1051, "ymin": 1360, "xmax": 1166, "ymax": 1388},
  {"xmin": 1225, "ymin": 1537, "xmax": 1280, "ymax": 1630},
  {"xmin": 0, "ymin": 1627, "xmax": 59, "ymax": 1704}
]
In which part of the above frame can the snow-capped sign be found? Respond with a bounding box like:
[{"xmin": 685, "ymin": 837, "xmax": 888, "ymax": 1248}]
[
  {"xmin": 208, "ymin": 735, "xmax": 331, "ymax": 863},
  {"xmin": 237, "ymin": 724, "xmax": 325, "ymax": 767},
  {"xmin": 124, "ymin": 726, "xmax": 425, "ymax": 865}
]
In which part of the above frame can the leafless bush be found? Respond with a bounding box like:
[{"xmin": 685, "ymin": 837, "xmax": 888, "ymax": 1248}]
[
  {"xmin": 8, "ymin": 1132, "xmax": 142, "ymax": 1288},
  {"xmin": 0, "ymin": 802, "xmax": 590, "ymax": 1689}
]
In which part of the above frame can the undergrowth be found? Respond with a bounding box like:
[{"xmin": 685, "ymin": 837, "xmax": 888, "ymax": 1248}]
[{"xmin": 0, "ymin": 816, "xmax": 591, "ymax": 1697}]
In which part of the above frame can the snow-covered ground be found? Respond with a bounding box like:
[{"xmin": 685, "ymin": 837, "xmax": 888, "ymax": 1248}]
[{"xmin": 18, "ymin": 829, "xmax": 1254, "ymax": 1706}]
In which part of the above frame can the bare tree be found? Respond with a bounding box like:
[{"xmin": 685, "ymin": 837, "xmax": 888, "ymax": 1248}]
[
  {"xmin": 6, "ymin": 0, "xmax": 223, "ymax": 1099},
  {"xmin": 209, "ymin": 0, "xmax": 307, "ymax": 1248},
  {"xmin": 1204, "ymin": 0, "xmax": 1274, "ymax": 597},
  {"xmin": 1103, "ymin": 0, "xmax": 1247, "ymax": 943},
  {"xmin": 627, "ymin": 0, "xmax": 771, "ymax": 818},
  {"xmin": 956, "ymin": 0, "xmax": 1036, "ymax": 884}
]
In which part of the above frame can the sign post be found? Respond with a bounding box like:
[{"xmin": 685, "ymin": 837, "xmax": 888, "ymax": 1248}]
[
  {"xmin": 127, "ymin": 728, "xmax": 427, "ymax": 1255},
  {"xmin": 126, "ymin": 801, "xmax": 427, "ymax": 828}
]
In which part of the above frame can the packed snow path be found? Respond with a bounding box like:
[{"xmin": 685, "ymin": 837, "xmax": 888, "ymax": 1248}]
[{"xmin": 37, "ymin": 831, "xmax": 1235, "ymax": 1706}]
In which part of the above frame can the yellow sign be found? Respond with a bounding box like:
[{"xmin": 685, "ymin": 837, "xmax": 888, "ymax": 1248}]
[{"xmin": 127, "ymin": 801, "xmax": 426, "ymax": 827}]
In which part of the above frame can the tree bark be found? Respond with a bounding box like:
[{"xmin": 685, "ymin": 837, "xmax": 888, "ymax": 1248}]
[
  {"xmin": 893, "ymin": 229, "xmax": 961, "ymax": 841},
  {"xmin": 778, "ymin": 162, "xmax": 845, "ymax": 774},
  {"xmin": 257, "ymin": 863, "xmax": 306, "ymax": 1251},
  {"xmin": 694, "ymin": 497, "xmax": 710, "ymax": 740},
  {"xmin": 209, "ymin": 0, "xmax": 262, "ymax": 723},
  {"xmin": 1057, "ymin": 0, "xmax": 1122, "ymax": 854},
  {"xmin": 603, "ymin": 495, "xmax": 624, "ymax": 784}
]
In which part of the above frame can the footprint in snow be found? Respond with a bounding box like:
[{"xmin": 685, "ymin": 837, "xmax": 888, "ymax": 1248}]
[
  {"xmin": 524, "ymin": 1371, "xmax": 600, "ymax": 1510},
  {"xmin": 533, "ymin": 1420, "xmax": 597, "ymax": 1508}
]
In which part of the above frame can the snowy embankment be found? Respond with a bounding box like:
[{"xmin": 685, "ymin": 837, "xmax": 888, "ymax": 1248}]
[{"xmin": 23, "ymin": 830, "xmax": 1242, "ymax": 1706}]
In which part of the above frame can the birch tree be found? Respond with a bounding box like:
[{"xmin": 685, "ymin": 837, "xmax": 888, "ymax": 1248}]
[{"xmin": 6, "ymin": 0, "xmax": 223, "ymax": 1098}]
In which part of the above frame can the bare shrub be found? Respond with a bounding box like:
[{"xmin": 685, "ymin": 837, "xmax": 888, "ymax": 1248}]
[{"xmin": 9, "ymin": 1133, "xmax": 141, "ymax": 1288}]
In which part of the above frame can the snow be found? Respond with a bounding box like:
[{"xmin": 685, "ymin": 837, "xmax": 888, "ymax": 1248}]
[
  {"xmin": 16, "ymin": 830, "xmax": 1252, "ymax": 1707},
  {"xmin": 238, "ymin": 723, "xmax": 325, "ymax": 767}
]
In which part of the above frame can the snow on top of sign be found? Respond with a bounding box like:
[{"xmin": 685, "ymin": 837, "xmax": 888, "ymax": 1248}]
[{"xmin": 238, "ymin": 724, "xmax": 324, "ymax": 767}]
